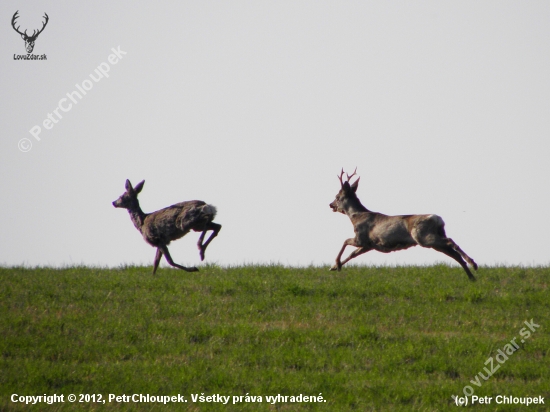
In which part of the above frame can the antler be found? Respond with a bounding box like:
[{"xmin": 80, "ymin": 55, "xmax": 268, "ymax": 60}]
[
  {"xmin": 337, "ymin": 168, "xmax": 346, "ymax": 187},
  {"xmin": 11, "ymin": 11, "xmax": 26, "ymax": 36},
  {"xmin": 11, "ymin": 11, "xmax": 49, "ymax": 39},
  {"xmin": 346, "ymin": 167, "xmax": 358, "ymax": 182},
  {"xmin": 338, "ymin": 168, "xmax": 359, "ymax": 187},
  {"xmin": 32, "ymin": 13, "xmax": 49, "ymax": 38}
]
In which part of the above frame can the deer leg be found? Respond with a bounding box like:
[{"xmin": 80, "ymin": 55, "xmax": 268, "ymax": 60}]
[
  {"xmin": 330, "ymin": 238, "xmax": 357, "ymax": 271},
  {"xmin": 152, "ymin": 248, "xmax": 163, "ymax": 275},
  {"xmin": 340, "ymin": 246, "xmax": 372, "ymax": 267},
  {"xmin": 447, "ymin": 238, "xmax": 478, "ymax": 270},
  {"xmin": 159, "ymin": 245, "xmax": 199, "ymax": 272},
  {"xmin": 432, "ymin": 245, "xmax": 476, "ymax": 281},
  {"xmin": 197, "ymin": 230, "xmax": 207, "ymax": 260},
  {"xmin": 197, "ymin": 222, "xmax": 221, "ymax": 261}
]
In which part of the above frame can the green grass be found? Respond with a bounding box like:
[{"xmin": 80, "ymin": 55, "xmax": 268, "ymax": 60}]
[{"xmin": 1, "ymin": 265, "xmax": 548, "ymax": 411}]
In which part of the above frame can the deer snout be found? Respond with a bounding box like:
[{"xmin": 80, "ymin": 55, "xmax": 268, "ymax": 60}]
[
  {"xmin": 329, "ymin": 201, "xmax": 337, "ymax": 212},
  {"xmin": 112, "ymin": 200, "xmax": 119, "ymax": 208}
]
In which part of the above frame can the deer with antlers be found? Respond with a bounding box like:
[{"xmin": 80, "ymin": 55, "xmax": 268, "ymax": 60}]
[
  {"xmin": 112, "ymin": 180, "xmax": 221, "ymax": 274},
  {"xmin": 11, "ymin": 11, "xmax": 49, "ymax": 54},
  {"xmin": 329, "ymin": 169, "xmax": 478, "ymax": 280}
]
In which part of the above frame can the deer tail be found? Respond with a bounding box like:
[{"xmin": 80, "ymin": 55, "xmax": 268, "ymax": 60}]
[{"xmin": 201, "ymin": 204, "xmax": 217, "ymax": 220}]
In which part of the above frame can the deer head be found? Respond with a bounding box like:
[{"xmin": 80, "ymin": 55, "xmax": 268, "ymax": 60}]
[
  {"xmin": 12, "ymin": 11, "xmax": 49, "ymax": 54},
  {"xmin": 329, "ymin": 168, "xmax": 361, "ymax": 214},
  {"xmin": 112, "ymin": 180, "xmax": 145, "ymax": 210}
]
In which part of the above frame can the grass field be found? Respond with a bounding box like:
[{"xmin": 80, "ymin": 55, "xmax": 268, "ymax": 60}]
[{"xmin": 1, "ymin": 265, "xmax": 548, "ymax": 411}]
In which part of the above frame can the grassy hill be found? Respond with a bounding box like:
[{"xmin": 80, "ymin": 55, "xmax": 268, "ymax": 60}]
[{"xmin": 1, "ymin": 265, "xmax": 548, "ymax": 411}]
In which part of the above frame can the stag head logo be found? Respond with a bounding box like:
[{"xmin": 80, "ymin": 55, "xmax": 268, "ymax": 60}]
[{"xmin": 11, "ymin": 11, "xmax": 49, "ymax": 54}]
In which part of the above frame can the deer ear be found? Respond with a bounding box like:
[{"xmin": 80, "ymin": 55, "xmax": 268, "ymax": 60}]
[
  {"xmin": 125, "ymin": 179, "xmax": 133, "ymax": 192},
  {"xmin": 133, "ymin": 180, "xmax": 145, "ymax": 194},
  {"xmin": 351, "ymin": 177, "xmax": 360, "ymax": 193},
  {"xmin": 342, "ymin": 181, "xmax": 351, "ymax": 192}
]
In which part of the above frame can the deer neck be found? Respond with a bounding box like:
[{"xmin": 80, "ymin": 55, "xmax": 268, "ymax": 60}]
[
  {"xmin": 344, "ymin": 197, "xmax": 369, "ymax": 217},
  {"xmin": 126, "ymin": 204, "xmax": 146, "ymax": 233}
]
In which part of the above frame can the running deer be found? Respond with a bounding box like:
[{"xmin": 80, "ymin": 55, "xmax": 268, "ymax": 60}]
[
  {"xmin": 329, "ymin": 169, "xmax": 478, "ymax": 281},
  {"xmin": 112, "ymin": 179, "xmax": 221, "ymax": 274}
]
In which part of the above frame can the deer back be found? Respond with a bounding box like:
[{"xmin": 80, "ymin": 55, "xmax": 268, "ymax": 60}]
[{"xmin": 142, "ymin": 201, "xmax": 216, "ymax": 246}]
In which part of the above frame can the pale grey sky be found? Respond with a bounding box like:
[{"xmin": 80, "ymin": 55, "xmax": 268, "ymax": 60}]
[{"xmin": 1, "ymin": 1, "xmax": 549, "ymax": 269}]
